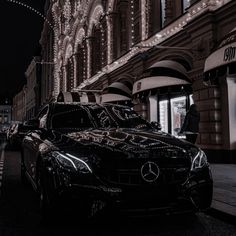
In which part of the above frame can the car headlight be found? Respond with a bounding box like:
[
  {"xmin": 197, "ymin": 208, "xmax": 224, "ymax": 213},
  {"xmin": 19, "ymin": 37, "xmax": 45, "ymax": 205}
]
[
  {"xmin": 191, "ymin": 149, "xmax": 208, "ymax": 170},
  {"xmin": 52, "ymin": 151, "xmax": 92, "ymax": 173}
]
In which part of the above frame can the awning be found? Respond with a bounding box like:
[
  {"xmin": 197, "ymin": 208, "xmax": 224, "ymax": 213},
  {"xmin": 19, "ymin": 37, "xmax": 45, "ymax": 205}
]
[
  {"xmin": 101, "ymin": 94, "xmax": 131, "ymax": 103},
  {"xmin": 204, "ymin": 27, "xmax": 236, "ymax": 73},
  {"xmin": 133, "ymin": 60, "xmax": 190, "ymax": 95},
  {"xmin": 101, "ymin": 81, "xmax": 132, "ymax": 104},
  {"xmin": 57, "ymin": 91, "xmax": 100, "ymax": 103}
]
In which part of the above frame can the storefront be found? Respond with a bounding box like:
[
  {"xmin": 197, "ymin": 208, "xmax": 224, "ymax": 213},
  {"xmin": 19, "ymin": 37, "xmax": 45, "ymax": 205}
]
[
  {"xmin": 204, "ymin": 27, "xmax": 236, "ymax": 159},
  {"xmin": 133, "ymin": 60, "xmax": 193, "ymax": 137}
]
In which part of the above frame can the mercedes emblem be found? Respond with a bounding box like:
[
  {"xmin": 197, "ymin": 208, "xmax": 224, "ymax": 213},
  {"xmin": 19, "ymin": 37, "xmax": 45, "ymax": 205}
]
[{"xmin": 141, "ymin": 161, "xmax": 160, "ymax": 183}]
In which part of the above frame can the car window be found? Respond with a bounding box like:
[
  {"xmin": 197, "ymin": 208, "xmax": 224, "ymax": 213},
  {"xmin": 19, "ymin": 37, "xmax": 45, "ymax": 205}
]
[
  {"xmin": 89, "ymin": 105, "xmax": 152, "ymax": 129},
  {"xmin": 109, "ymin": 106, "xmax": 151, "ymax": 129},
  {"xmin": 51, "ymin": 106, "xmax": 93, "ymax": 129}
]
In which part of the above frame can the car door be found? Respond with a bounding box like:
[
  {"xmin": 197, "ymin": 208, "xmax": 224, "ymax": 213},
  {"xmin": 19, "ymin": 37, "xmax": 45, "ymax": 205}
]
[{"xmin": 23, "ymin": 106, "xmax": 49, "ymax": 181}]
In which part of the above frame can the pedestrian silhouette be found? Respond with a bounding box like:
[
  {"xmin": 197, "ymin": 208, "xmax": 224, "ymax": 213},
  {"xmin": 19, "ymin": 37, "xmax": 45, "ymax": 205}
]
[{"xmin": 180, "ymin": 104, "xmax": 200, "ymax": 144}]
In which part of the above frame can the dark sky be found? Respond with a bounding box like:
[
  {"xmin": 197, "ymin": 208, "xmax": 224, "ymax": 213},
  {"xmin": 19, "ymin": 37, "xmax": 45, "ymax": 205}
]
[{"xmin": 0, "ymin": 0, "xmax": 46, "ymax": 104}]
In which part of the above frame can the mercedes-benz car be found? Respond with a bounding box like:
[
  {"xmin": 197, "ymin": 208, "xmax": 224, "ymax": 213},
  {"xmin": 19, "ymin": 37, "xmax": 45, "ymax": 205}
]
[{"xmin": 21, "ymin": 102, "xmax": 213, "ymax": 219}]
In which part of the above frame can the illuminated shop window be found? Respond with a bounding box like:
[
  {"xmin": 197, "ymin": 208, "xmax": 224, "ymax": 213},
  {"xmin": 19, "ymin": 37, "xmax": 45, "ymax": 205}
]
[
  {"xmin": 157, "ymin": 91, "xmax": 193, "ymax": 137},
  {"xmin": 170, "ymin": 97, "xmax": 186, "ymax": 137}
]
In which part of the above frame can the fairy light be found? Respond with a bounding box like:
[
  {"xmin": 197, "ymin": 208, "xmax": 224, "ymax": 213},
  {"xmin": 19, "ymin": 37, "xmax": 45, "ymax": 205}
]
[
  {"xmin": 6, "ymin": 0, "xmax": 54, "ymax": 30},
  {"xmin": 49, "ymin": 0, "xmax": 231, "ymax": 92}
]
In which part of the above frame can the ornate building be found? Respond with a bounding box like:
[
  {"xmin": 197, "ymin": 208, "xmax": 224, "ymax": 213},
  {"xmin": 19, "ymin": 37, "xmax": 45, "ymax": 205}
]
[{"xmin": 41, "ymin": 0, "xmax": 236, "ymax": 162}]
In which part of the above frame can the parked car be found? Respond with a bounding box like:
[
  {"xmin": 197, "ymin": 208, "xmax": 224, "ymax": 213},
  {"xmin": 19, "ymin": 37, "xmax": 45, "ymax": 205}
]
[{"xmin": 21, "ymin": 102, "xmax": 213, "ymax": 219}]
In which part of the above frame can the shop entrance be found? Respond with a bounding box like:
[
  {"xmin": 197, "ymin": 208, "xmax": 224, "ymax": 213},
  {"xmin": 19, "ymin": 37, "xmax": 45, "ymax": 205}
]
[{"xmin": 157, "ymin": 90, "xmax": 193, "ymax": 137}]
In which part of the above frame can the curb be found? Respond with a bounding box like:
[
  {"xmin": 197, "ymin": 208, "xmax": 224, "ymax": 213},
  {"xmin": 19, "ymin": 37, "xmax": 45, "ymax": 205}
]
[{"xmin": 207, "ymin": 201, "xmax": 236, "ymax": 225}]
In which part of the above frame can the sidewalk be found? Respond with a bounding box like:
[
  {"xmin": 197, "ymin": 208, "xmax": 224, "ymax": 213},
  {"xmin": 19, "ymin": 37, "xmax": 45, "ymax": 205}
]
[{"xmin": 210, "ymin": 164, "xmax": 236, "ymax": 218}]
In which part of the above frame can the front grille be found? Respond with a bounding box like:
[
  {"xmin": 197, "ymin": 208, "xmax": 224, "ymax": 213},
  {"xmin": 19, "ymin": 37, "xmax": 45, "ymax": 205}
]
[
  {"xmin": 98, "ymin": 148, "xmax": 191, "ymax": 186},
  {"xmin": 100, "ymin": 166, "xmax": 189, "ymax": 186}
]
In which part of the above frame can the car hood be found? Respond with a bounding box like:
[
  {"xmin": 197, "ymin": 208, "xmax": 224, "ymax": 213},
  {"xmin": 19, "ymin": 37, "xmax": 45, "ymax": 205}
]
[{"xmin": 60, "ymin": 128, "xmax": 196, "ymax": 156}]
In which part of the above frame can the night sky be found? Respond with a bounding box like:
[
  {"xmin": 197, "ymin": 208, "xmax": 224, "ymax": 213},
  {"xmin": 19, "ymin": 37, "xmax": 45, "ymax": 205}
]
[{"xmin": 0, "ymin": 0, "xmax": 46, "ymax": 104}]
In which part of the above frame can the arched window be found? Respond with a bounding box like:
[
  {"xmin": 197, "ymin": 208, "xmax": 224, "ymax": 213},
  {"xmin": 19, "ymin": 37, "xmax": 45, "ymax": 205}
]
[
  {"xmin": 101, "ymin": 18, "xmax": 108, "ymax": 67},
  {"xmin": 66, "ymin": 58, "xmax": 74, "ymax": 92},
  {"xmin": 91, "ymin": 25, "xmax": 102, "ymax": 76},
  {"xmin": 76, "ymin": 40, "xmax": 87, "ymax": 86},
  {"xmin": 182, "ymin": 0, "xmax": 190, "ymax": 13},
  {"xmin": 59, "ymin": 70, "xmax": 63, "ymax": 91},
  {"xmin": 113, "ymin": 0, "xmax": 131, "ymax": 60},
  {"xmin": 132, "ymin": 0, "xmax": 141, "ymax": 45},
  {"xmin": 148, "ymin": 0, "xmax": 163, "ymax": 36}
]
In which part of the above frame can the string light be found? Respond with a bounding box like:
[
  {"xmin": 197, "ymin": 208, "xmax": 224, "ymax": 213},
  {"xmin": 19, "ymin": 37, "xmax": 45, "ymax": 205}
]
[
  {"xmin": 49, "ymin": 0, "xmax": 230, "ymax": 92},
  {"xmin": 6, "ymin": 0, "xmax": 54, "ymax": 30}
]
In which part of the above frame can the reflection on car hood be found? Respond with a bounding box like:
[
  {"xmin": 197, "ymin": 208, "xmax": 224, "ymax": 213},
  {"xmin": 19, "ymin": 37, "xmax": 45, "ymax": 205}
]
[{"xmin": 62, "ymin": 128, "xmax": 193, "ymax": 155}]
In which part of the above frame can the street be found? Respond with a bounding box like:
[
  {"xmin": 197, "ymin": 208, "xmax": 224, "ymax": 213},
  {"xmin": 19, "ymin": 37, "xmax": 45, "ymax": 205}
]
[{"xmin": 0, "ymin": 138, "xmax": 235, "ymax": 236}]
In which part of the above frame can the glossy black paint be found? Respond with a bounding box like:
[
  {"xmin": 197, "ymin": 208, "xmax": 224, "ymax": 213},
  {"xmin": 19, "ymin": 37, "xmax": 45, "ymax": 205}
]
[{"xmin": 21, "ymin": 103, "xmax": 213, "ymax": 217}]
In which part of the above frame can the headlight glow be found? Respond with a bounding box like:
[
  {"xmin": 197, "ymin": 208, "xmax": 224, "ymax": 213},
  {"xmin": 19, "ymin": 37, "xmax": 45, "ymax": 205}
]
[
  {"xmin": 191, "ymin": 149, "xmax": 208, "ymax": 170},
  {"xmin": 52, "ymin": 151, "xmax": 92, "ymax": 173}
]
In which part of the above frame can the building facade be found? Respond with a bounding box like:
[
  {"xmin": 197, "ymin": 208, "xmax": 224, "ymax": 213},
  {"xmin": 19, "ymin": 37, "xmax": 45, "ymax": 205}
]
[
  {"xmin": 12, "ymin": 87, "xmax": 26, "ymax": 122},
  {"xmin": 40, "ymin": 0, "xmax": 55, "ymax": 106},
  {"xmin": 25, "ymin": 57, "xmax": 42, "ymax": 120},
  {"xmin": 41, "ymin": 0, "xmax": 236, "ymax": 162},
  {"xmin": 0, "ymin": 105, "xmax": 12, "ymax": 132}
]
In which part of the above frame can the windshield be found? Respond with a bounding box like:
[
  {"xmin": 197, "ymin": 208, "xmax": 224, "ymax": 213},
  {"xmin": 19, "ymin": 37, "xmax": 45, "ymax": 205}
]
[
  {"xmin": 51, "ymin": 105, "xmax": 94, "ymax": 129},
  {"xmin": 89, "ymin": 105, "xmax": 152, "ymax": 129},
  {"xmin": 51, "ymin": 104, "xmax": 152, "ymax": 130}
]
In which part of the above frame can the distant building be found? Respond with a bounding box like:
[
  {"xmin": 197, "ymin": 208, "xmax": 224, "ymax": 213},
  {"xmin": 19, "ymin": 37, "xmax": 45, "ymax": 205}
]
[
  {"xmin": 0, "ymin": 105, "xmax": 12, "ymax": 131},
  {"xmin": 25, "ymin": 56, "xmax": 42, "ymax": 120},
  {"xmin": 12, "ymin": 86, "xmax": 26, "ymax": 122}
]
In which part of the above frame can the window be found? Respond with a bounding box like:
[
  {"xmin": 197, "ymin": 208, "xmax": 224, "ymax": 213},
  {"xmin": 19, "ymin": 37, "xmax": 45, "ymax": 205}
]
[
  {"xmin": 76, "ymin": 42, "xmax": 87, "ymax": 86},
  {"xmin": 148, "ymin": 0, "xmax": 162, "ymax": 36},
  {"xmin": 170, "ymin": 97, "xmax": 186, "ymax": 136},
  {"xmin": 182, "ymin": 0, "xmax": 190, "ymax": 12},
  {"xmin": 132, "ymin": 0, "xmax": 141, "ymax": 44},
  {"xmin": 158, "ymin": 94, "xmax": 192, "ymax": 137},
  {"xmin": 66, "ymin": 58, "xmax": 74, "ymax": 92},
  {"xmin": 113, "ymin": 0, "xmax": 131, "ymax": 60},
  {"xmin": 52, "ymin": 106, "xmax": 93, "ymax": 129},
  {"xmin": 161, "ymin": 0, "xmax": 166, "ymax": 27},
  {"xmin": 91, "ymin": 26, "xmax": 102, "ymax": 76}
]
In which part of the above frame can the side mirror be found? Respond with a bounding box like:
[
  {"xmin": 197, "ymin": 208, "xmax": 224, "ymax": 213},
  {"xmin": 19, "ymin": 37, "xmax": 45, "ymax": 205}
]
[{"xmin": 150, "ymin": 121, "xmax": 162, "ymax": 130}]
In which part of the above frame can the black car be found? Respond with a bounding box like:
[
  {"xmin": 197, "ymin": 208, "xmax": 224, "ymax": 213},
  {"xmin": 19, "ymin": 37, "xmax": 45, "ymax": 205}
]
[{"xmin": 21, "ymin": 102, "xmax": 213, "ymax": 219}]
